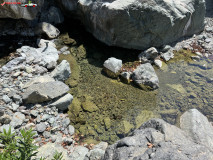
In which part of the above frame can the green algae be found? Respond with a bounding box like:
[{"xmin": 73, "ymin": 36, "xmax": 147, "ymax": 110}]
[
  {"xmin": 116, "ymin": 120, "xmax": 134, "ymax": 135},
  {"xmin": 168, "ymin": 49, "xmax": 196, "ymax": 63},
  {"xmin": 135, "ymin": 110, "xmax": 156, "ymax": 128},
  {"xmin": 81, "ymin": 100, "xmax": 99, "ymax": 112},
  {"xmin": 59, "ymin": 33, "xmax": 76, "ymax": 45},
  {"xmin": 103, "ymin": 117, "xmax": 111, "ymax": 130},
  {"xmin": 57, "ymin": 34, "xmax": 213, "ymax": 144}
]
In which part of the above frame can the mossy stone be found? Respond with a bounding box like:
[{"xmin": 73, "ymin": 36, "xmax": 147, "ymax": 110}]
[
  {"xmin": 135, "ymin": 110, "xmax": 155, "ymax": 128},
  {"xmin": 103, "ymin": 117, "xmax": 111, "ymax": 130},
  {"xmin": 103, "ymin": 67, "xmax": 120, "ymax": 79},
  {"xmin": 116, "ymin": 120, "xmax": 134, "ymax": 135},
  {"xmin": 70, "ymin": 45, "xmax": 87, "ymax": 60},
  {"xmin": 81, "ymin": 100, "xmax": 99, "ymax": 112},
  {"xmin": 69, "ymin": 98, "xmax": 82, "ymax": 116},
  {"xmin": 59, "ymin": 33, "xmax": 76, "ymax": 45},
  {"xmin": 167, "ymin": 84, "xmax": 186, "ymax": 94},
  {"xmin": 123, "ymin": 121, "xmax": 134, "ymax": 134},
  {"xmin": 79, "ymin": 125, "xmax": 87, "ymax": 133}
]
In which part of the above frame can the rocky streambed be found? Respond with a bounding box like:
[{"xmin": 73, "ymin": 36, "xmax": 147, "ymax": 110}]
[
  {"xmin": 0, "ymin": 0, "xmax": 213, "ymax": 159},
  {"xmin": 47, "ymin": 18, "xmax": 213, "ymax": 145}
]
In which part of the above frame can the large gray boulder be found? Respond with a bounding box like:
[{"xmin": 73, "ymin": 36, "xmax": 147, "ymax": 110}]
[
  {"xmin": 0, "ymin": 0, "xmax": 44, "ymax": 20},
  {"xmin": 22, "ymin": 81, "xmax": 69, "ymax": 104},
  {"xmin": 180, "ymin": 109, "xmax": 213, "ymax": 151},
  {"xmin": 39, "ymin": 6, "xmax": 64, "ymax": 24},
  {"xmin": 66, "ymin": 0, "xmax": 205, "ymax": 50},
  {"xmin": 103, "ymin": 118, "xmax": 213, "ymax": 160},
  {"xmin": 56, "ymin": 0, "xmax": 78, "ymax": 13},
  {"xmin": 132, "ymin": 63, "xmax": 159, "ymax": 90}
]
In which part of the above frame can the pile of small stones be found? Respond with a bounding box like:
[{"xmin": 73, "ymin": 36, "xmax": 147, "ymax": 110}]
[{"xmin": 0, "ymin": 39, "xmax": 108, "ymax": 160}]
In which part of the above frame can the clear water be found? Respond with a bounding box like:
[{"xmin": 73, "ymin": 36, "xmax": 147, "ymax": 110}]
[{"xmin": 56, "ymin": 20, "xmax": 213, "ymax": 144}]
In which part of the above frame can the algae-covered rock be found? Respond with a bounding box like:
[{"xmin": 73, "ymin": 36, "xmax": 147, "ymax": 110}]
[
  {"xmin": 120, "ymin": 72, "xmax": 131, "ymax": 84},
  {"xmin": 69, "ymin": 98, "xmax": 82, "ymax": 115},
  {"xmin": 79, "ymin": 125, "xmax": 87, "ymax": 134},
  {"xmin": 81, "ymin": 100, "xmax": 99, "ymax": 113},
  {"xmin": 116, "ymin": 120, "xmax": 134, "ymax": 135},
  {"xmin": 167, "ymin": 84, "xmax": 186, "ymax": 94},
  {"xmin": 103, "ymin": 117, "xmax": 111, "ymax": 130},
  {"xmin": 70, "ymin": 45, "xmax": 87, "ymax": 60},
  {"xmin": 59, "ymin": 33, "xmax": 76, "ymax": 45},
  {"xmin": 103, "ymin": 67, "xmax": 121, "ymax": 79},
  {"xmin": 135, "ymin": 110, "xmax": 155, "ymax": 129},
  {"xmin": 68, "ymin": 98, "xmax": 82, "ymax": 123}
]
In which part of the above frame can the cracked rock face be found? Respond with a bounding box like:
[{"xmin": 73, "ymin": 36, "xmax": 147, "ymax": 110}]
[
  {"xmin": 61, "ymin": 0, "xmax": 205, "ymax": 50},
  {"xmin": 103, "ymin": 110, "xmax": 213, "ymax": 160}
]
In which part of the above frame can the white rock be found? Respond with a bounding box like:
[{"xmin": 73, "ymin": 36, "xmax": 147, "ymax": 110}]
[
  {"xmin": 139, "ymin": 47, "xmax": 158, "ymax": 61},
  {"xmin": 103, "ymin": 57, "xmax": 122, "ymax": 73},
  {"xmin": 132, "ymin": 63, "xmax": 159, "ymax": 90},
  {"xmin": 154, "ymin": 59, "xmax": 163, "ymax": 68},
  {"xmin": 35, "ymin": 22, "xmax": 60, "ymax": 39},
  {"xmin": 161, "ymin": 50, "xmax": 174, "ymax": 61},
  {"xmin": 10, "ymin": 112, "xmax": 25, "ymax": 128},
  {"xmin": 195, "ymin": 52, "xmax": 203, "ymax": 57},
  {"xmin": 37, "ymin": 39, "xmax": 56, "ymax": 48},
  {"xmin": 60, "ymin": 46, "xmax": 69, "ymax": 52}
]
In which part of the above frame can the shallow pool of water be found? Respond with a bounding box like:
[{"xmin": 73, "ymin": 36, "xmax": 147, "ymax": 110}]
[{"xmin": 55, "ymin": 20, "xmax": 213, "ymax": 144}]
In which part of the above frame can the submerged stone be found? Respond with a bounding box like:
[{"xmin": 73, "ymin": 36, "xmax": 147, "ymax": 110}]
[
  {"xmin": 135, "ymin": 110, "xmax": 156, "ymax": 129},
  {"xmin": 81, "ymin": 100, "xmax": 99, "ymax": 112},
  {"xmin": 103, "ymin": 57, "xmax": 122, "ymax": 78},
  {"xmin": 103, "ymin": 117, "xmax": 111, "ymax": 130},
  {"xmin": 132, "ymin": 63, "xmax": 159, "ymax": 90}
]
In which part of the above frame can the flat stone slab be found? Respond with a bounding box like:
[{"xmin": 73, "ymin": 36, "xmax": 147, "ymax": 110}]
[{"xmin": 22, "ymin": 81, "xmax": 69, "ymax": 104}]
